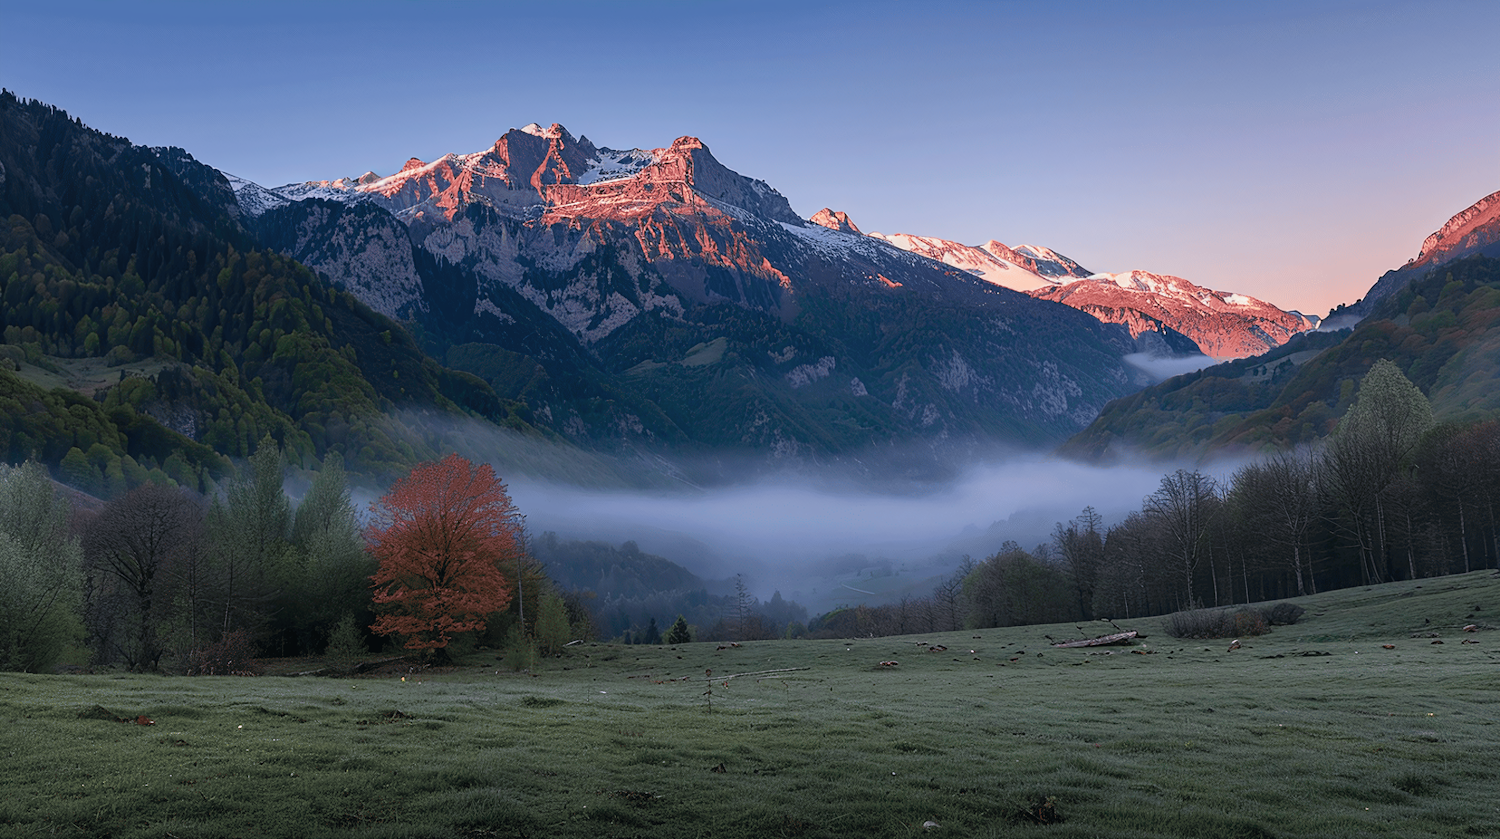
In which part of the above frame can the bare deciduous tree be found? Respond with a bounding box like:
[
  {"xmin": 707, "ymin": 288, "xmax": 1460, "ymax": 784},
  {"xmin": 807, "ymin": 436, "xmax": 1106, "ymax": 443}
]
[{"xmin": 84, "ymin": 483, "xmax": 205, "ymax": 671}]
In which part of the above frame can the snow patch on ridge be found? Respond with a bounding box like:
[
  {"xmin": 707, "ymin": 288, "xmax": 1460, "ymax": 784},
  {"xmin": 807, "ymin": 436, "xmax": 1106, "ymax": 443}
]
[
  {"xmin": 225, "ymin": 173, "xmax": 290, "ymax": 217},
  {"xmin": 577, "ymin": 148, "xmax": 659, "ymax": 186},
  {"xmin": 786, "ymin": 356, "xmax": 836, "ymax": 388},
  {"xmin": 870, "ymin": 232, "xmax": 1067, "ymax": 293}
]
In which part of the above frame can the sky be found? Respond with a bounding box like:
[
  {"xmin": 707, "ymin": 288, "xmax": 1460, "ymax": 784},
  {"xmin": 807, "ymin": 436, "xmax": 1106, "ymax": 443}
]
[{"xmin": 3, "ymin": 0, "xmax": 1497, "ymax": 316}]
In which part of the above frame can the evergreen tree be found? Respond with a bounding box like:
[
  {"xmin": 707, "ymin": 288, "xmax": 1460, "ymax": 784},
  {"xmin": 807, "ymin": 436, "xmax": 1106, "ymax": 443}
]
[
  {"xmin": 282, "ymin": 452, "xmax": 372, "ymax": 654},
  {"xmin": 665, "ymin": 614, "xmax": 691, "ymax": 645},
  {"xmin": 207, "ymin": 436, "xmax": 290, "ymax": 642}
]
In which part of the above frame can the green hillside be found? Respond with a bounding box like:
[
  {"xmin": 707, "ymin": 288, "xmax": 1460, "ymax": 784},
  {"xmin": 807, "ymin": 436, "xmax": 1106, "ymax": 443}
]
[
  {"xmin": 1063, "ymin": 255, "xmax": 1500, "ymax": 462},
  {"xmin": 0, "ymin": 92, "xmax": 537, "ymax": 487}
]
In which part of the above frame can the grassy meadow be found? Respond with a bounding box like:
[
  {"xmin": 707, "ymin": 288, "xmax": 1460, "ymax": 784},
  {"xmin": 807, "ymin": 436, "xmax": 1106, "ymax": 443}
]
[{"xmin": 3, "ymin": 571, "xmax": 1497, "ymax": 838}]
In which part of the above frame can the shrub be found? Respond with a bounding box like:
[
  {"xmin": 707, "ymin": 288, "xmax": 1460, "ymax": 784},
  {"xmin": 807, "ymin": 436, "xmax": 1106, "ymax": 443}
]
[
  {"xmin": 501, "ymin": 625, "xmax": 536, "ymax": 671},
  {"xmin": 1233, "ymin": 609, "xmax": 1269, "ymax": 637},
  {"xmin": 1260, "ymin": 602, "xmax": 1306, "ymax": 625},
  {"xmin": 185, "ymin": 630, "xmax": 262, "ymax": 676},
  {"xmin": 324, "ymin": 613, "xmax": 365, "ymax": 673},
  {"xmin": 665, "ymin": 615, "xmax": 692, "ymax": 645},
  {"xmin": 1166, "ymin": 607, "xmax": 1270, "ymax": 639}
]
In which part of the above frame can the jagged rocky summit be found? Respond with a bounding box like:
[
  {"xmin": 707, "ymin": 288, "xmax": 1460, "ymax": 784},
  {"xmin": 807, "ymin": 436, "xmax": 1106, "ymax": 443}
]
[{"xmin": 209, "ymin": 123, "xmax": 1186, "ymax": 465}]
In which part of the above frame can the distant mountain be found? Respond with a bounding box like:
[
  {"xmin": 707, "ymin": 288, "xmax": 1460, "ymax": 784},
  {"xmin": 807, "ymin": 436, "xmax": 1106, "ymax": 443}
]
[
  {"xmin": 860, "ymin": 229, "xmax": 1091, "ymax": 293},
  {"xmin": 216, "ymin": 123, "xmax": 1177, "ymax": 473},
  {"xmin": 864, "ymin": 227, "xmax": 1314, "ymax": 359},
  {"xmin": 1027, "ymin": 270, "xmax": 1317, "ymax": 359},
  {"xmin": 1061, "ymin": 253, "xmax": 1500, "ymax": 462},
  {"xmin": 1352, "ymin": 189, "xmax": 1500, "ymax": 318}
]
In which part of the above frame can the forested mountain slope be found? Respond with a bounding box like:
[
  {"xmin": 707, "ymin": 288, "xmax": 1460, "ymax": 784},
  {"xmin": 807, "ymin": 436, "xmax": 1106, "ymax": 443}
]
[
  {"xmin": 1062, "ymin": 255, "xmax": 1500, "ymax": 462},
  {"xmin": 0, "ymin": 93, "xmax": 535, "ymax": 486}
]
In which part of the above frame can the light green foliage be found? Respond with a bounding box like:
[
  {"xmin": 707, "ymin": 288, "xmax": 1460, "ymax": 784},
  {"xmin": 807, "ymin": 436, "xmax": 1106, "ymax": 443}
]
[
  {"xmin": 501, "ymin": 624, "xmax": 536, "ymax": 671},
  {"xmin": 323, "ymin": 613, "xmax": 365, "ymax": 668},
  {"xmin": 1335, "ymin": 358, "xmax": 1434, "ymax": 462},
  {"xmin": 206, "ymin": 437, "xmax": 291, "ymax": 639},
  {"xmin": 534, "ymin": 590, "xmax": 571, "ymax": 656},
  {"xmin": 0, "ymin": 462, "xmax": 83, "ymax": 671},
  {"xmin": 0, "ymin": 571, "xmax": 1496, "ymax": 837},
  {"xmin": 283, "ymin": 452, "xmax": 373, "ymax": 652}
]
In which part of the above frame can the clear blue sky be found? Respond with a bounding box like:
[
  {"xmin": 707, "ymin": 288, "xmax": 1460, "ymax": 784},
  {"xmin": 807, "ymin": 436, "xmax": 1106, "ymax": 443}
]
[{"xmin": 4, "ymin": 0, "xmax": 1496, "ymax": 315}]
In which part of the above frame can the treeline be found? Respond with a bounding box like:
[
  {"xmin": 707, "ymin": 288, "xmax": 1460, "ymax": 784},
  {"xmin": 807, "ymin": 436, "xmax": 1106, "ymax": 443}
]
[
  {"xmin": 0, "ymin": 441, "xmax": 588, "ymax": 673},
  {"xmin": 811, "ymin": 359, "xmax": 1499, "ymax": 636}
]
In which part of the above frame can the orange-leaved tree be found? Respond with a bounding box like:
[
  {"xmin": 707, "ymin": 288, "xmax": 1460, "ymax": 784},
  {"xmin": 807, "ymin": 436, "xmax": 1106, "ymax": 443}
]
[{"xmin": 367, "ymin": 454, "xmax": 520, "ymax": 655}]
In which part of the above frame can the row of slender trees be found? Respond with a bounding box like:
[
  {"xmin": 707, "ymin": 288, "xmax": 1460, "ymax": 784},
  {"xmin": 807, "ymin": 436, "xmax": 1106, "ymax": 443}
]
[
  {"xmin": 812, "ymin": 360, "xmax": 1499, "ymax": 637},
  {"xmin": 1082, "ymin": 360, "xmax": 1497, "ymax": 620},
  {"xmin": 0, "ymin": 440, "xmax": 380, "ymax": 673}
]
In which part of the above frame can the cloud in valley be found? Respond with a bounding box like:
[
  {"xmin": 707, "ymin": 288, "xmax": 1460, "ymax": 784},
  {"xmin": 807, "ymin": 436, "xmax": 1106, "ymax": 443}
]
[{"xmin": 507, "ymin": 453, "xmax": 1181, "ymax": 596}]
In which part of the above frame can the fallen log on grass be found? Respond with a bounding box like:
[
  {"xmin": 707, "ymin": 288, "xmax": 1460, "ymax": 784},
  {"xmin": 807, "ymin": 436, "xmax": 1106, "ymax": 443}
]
[{"xmin": 1049, "ymin": 630, "xmax": 1138, "ymax": 648}]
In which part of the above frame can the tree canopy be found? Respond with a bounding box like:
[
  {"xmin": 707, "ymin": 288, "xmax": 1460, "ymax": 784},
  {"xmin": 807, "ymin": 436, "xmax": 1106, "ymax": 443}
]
[{"xmin": 367, "ymin": 454, "xmax": 521, "ymax": 654}]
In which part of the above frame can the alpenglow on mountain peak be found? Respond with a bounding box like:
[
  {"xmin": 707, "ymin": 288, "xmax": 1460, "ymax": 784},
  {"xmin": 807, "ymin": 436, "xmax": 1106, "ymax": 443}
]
[{"xmin": 210, "ymin": 117, "xmax": 1177, "ymax": 457}]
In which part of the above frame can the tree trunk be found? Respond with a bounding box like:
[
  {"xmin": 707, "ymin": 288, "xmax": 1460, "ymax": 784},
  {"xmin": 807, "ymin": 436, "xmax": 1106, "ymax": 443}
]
[
  {"xmin": 1458, "ymin": 502, "xmax": 1471, "ymax": 574},
  {"xmin": 1051, "ymin": 630, "xmax": 1138, "ymax": 648}
]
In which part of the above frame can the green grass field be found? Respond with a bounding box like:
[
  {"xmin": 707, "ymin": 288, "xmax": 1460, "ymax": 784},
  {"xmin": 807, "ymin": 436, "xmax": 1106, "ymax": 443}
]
[{"xmin": 3, "ymin": 572, "xmax": 1497, "ymax": 838}]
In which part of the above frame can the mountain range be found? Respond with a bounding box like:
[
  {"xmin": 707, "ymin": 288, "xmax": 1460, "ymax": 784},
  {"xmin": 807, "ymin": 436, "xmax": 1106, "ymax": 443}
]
[
  {"xmin": 206, "ymin": 122, "xmax": 1224, "ymax": 475},
  {"xmin": 4, "ymin": 90, "xmax": 1494, "ymax": 490}
]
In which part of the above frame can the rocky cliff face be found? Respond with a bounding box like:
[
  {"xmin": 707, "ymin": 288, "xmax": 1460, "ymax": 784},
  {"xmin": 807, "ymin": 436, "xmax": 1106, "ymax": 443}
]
[
  {"xmin": 810, "ymin": 208, "xmax": 862, "ymax": 234},
  {"xmin": 250, "ymin": 199, "xmax": 428, "ymax": 320},
  {"xmin": 1407, "ymin": 189, "xmax": 1500, "ymax": 271},
  {"xmin": 1028, "ymin": 271, "xmax": 1314, "ymax": 359}
]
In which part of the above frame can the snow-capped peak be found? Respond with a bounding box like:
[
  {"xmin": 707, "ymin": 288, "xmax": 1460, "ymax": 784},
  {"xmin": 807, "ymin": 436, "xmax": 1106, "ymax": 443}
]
[
  {"xmin": 870, "ymin": 232, "xmax": 1081, "ymax": 293},
  {"xmin": 810, "ymin": 208, "xmax": 862, "ymax": 234},
  {"xmin": 224, "ymin": 172, "xmax": 289, "ymax": 217},
  {"xmin": 1031, "ymin": 270, "xmax": 1315, "ymax": 358}
]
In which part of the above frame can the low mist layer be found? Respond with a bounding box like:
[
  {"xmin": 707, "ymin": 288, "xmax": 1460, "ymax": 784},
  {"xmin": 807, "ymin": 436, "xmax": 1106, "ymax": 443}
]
[
  {"xmin": 510, "ymin": 454, "xmax": 1177, "ymax": 599},
  {"xmin": 1122, "ymin": 351, "xmax": 1219, "ymax": 381}
]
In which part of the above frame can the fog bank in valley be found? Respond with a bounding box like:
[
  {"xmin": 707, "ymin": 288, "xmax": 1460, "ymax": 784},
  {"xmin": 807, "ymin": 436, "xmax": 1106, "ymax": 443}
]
[
  {"xmin": 1122, "ymin": 352, "xmax": 1219, "ymax": 382},
  {"xmin": 508, "ymin": 454, "xmax": 1180, "ymax": 603}
]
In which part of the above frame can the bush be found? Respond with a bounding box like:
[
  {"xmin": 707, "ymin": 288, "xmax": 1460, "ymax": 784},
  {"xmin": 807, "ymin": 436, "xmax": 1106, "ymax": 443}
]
[
  {"xmin": 501, "ymin": 625, "xmax": 536, "ymax": 672},
  {"xmin": 665, "ymin": 615, "xmax": 692, "ymax": 645},
  {"xmin": 1260, "ymin": 602, "xmax": 1306, "ymax": 626},
  {"xmin": 185, "ymin": 630, "xmax": 262, "ymax": 676},
  {"xmin": 324, "ymin": 614, "xmax": 365, "ymax": 673},
  {"xmin": 1166, "ymin": 607, "xmax": 1270, "ymax": 639}
]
